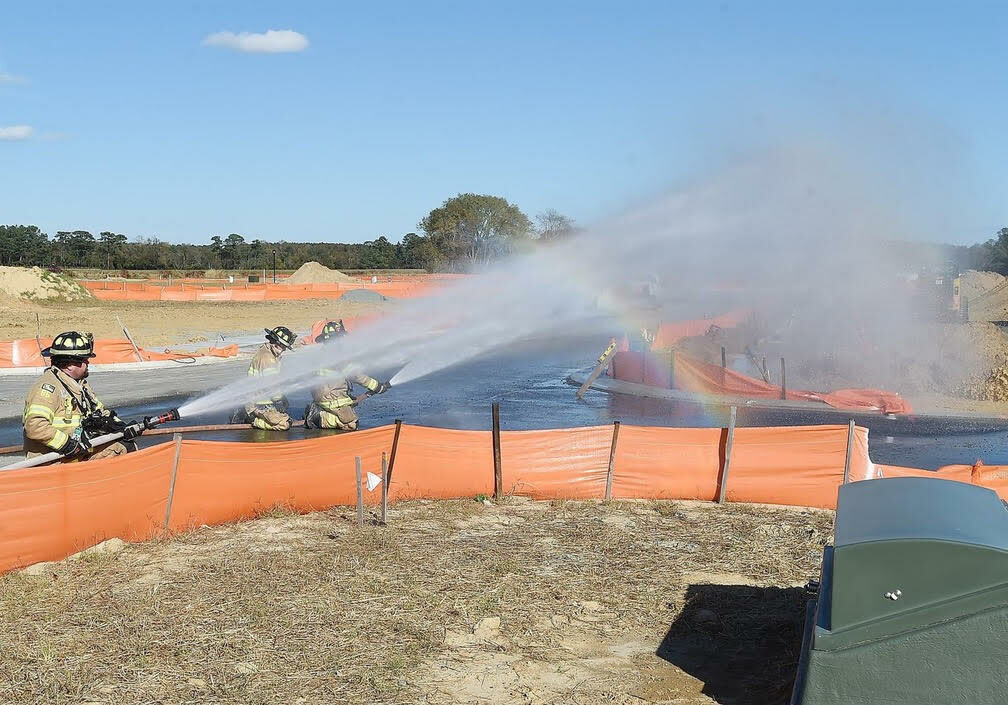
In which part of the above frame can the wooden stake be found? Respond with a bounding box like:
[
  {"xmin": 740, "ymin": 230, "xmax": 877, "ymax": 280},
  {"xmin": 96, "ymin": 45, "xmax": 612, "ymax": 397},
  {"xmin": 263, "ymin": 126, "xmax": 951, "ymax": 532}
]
[
  {"xmin": 386, "ymin": 419, "xmax": 403, "ymax": 485},
  {"xmin": 381, "ymin": 451, "xmax": 388, "ymax": 524},
  {"xmin": 163, "ymin": 433, "xmax": 183, "ymax": 533},
  {"xmin": 780, "ymin": 357, "xmax": 787, "ymax": 400},
  {"xmin": 34, "ymin": 313, "xmax": 43, "ymax": 356},
  {"xmin": 116, "ymin": 314, "xmax": 144, "ymax": 363},
  {"xmin": 717, "ymin": 406, "xmax": 737, "ymax": 504},
  {"xmin": 355, "ymin": 456, "xmax": 364, "ymax": 525},
  {"xmin": 576, "ymin": 342, "xmax": 617, "ymax": 399},
  {"xmin": 605, "ymin": 421, "xmax": 621, "ymax": 500},
  {"xmin": 721, "ymin": 346, "xmax": 727, "ymax": 387},
  {"xmin": 668, "ymin": 350, "xmax": 675, "ymax": 389},
  {"xmin": 762, "ymin": 356, "xmax": 769, "ymax": 383},
  {"xmin": 843, "ymin": 419, "xmax": 855, "ymax": 484},
  {"xmin": 492, "ymin": 402, "xmax": 502, "ymax": 501}
]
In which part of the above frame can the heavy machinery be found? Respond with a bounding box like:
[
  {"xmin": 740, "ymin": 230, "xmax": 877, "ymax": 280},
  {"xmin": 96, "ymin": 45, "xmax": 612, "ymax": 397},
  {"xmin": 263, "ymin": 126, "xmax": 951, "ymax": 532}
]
[{"xmin": 792, "ymin": 476, "xmax": 1008, "ymax": 704}]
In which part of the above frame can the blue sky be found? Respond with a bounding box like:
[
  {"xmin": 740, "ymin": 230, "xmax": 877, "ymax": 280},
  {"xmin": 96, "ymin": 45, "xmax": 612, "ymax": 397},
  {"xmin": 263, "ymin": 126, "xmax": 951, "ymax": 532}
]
[{"xmin": 1, "ymin": 1, "xmax": 1006, "ymax": 245}]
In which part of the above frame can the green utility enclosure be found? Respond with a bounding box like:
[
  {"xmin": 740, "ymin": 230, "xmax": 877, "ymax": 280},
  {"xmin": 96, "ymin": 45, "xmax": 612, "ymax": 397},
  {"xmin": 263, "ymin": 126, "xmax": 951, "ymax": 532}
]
[{"xmin": 791, "ymin": 476, "xmax": 1008, "ymax": 704}]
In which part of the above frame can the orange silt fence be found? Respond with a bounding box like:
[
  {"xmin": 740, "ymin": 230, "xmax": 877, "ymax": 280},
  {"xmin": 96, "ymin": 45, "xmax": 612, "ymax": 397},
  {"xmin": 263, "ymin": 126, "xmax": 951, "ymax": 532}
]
[
  {"xmin": 166, "ymin": 428, "xmax": 396, "ymax": 529},
  {"xmin": 5, "ymin": 419, "xmax": 1008, "ymax": 574},
  {"xmin": 610, "ymin": 351, "xmax": 912, "ymax": 415},
  {"xmin": 500, "ymin": 426, "xmax": 613, "ymax": 499},
  {"xmin": 724, "ymin": 425, "xmax": 871, "ymax": 507},
  {"xmin": 0, "ymin": 444, "xmax": 176, "ymax": 571},
  {"xmin": 611, "ymin": 425, "xmax": 723, "ymax": 501},
  {"xmin": 0, "ymin": 338, "xmax": 237, "ymax": 368},
  {"xmin": 79, "ymin": 276, "xmax": 459, "ymax": 301},
  {"xmin": 388, "ymin": 426, "xmax": 494, "ymax": 501}
]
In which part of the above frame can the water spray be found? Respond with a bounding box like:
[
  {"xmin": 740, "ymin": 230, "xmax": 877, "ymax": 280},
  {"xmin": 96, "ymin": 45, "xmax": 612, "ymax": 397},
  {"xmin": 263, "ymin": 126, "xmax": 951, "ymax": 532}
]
[{"xmin": 0, "ymin": 407, "xmax": 181, "ymax": 472}]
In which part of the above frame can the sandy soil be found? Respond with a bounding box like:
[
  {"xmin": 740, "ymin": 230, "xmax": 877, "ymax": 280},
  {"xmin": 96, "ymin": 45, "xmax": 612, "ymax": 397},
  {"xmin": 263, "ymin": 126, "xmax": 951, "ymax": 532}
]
[
  {"xmin": 0, "ymin": 266, "xmax": 90, "ymax": 302},
  {"xmin": 0, "ymin": 299, "xmax": 391, "ymax": 347},
  {"xmin": 0, "ymin": 498, "xmax": 832, "ymax": 705}
]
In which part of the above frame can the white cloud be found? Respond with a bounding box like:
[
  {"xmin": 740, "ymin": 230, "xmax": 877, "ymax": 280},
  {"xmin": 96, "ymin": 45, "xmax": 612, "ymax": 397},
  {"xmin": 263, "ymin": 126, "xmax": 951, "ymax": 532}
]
[
  {"xmin": 0, "ymin": 73, "xmax": 27, "ymax": 84},
  {"xmin": 202, "ymin": 29, "xmax": 308, "ymax": 53},
  {"xmin": 0, "ymin": 125, "xmax": 32, "ymax": 141}
]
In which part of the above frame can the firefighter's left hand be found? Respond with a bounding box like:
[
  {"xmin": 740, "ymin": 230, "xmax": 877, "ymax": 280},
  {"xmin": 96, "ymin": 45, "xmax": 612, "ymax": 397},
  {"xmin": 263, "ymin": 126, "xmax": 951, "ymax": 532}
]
[{"xmin": 374, "ymin": 381, "xmax": 391, "ymax": 395}]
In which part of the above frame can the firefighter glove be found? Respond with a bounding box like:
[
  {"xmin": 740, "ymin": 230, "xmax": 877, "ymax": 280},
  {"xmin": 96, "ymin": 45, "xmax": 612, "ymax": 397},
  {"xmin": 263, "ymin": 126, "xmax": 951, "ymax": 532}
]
[{"xmin": 58, "ymin": 436, "xmax": 89, "ymax": 457}]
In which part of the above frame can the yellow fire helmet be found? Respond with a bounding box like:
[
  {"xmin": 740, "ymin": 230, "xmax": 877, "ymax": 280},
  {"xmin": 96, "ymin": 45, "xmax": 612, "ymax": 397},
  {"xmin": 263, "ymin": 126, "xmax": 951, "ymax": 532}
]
[
  {"xmin": 42, "ymin": 331, "xmax": 96, "ymax": 359},
  {"xmin": 314, "ymin": 320, "xmax": 347, "ymax": 344},
  {"xmin": 264, "ymin": 326, "xmax": 297, "ymax": 350}
]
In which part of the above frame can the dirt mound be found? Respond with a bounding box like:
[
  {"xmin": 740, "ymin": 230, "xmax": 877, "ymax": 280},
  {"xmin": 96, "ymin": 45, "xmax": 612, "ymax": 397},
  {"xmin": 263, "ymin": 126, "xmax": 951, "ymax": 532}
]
[
  {"xmin": 0, "ymin": 266, "xmax": 92, "ymax": 302},
  {"xmin": 285, "ymin": 261, "xmax": 354, "ymax": 285},
  {"xmin": 959, "ymin": 270, "xmax": 1005, "ymax": 302}
]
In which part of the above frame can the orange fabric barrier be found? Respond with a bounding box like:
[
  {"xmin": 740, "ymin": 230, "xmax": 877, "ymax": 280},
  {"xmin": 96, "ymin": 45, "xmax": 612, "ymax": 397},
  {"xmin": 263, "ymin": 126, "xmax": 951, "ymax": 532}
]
[
  {"xmin": 229, "ymin": 288, "xmax": 268, "ymax": 302},
  {"xmin": 500, "ymin": 426, "xmax": 613, "ymax": 499},
  {"xmin": 387, "ymin": 426, "xmax": 494, "ymax": 500},
  {"xmin": 650, "ymin": 310, "xmax": 750, "ymax": 348},
  {"xmin": 611, "ymin": 425, "xmax": 722, "ymax": 500},
  {"xmin": 610, "ymin": 351, "xmax": 912, "ymax": 415},
  {"xmin": 79, "ymin": 276, "xmax": 454, "ymax": 302},
  {"xmin": 0, "ymin": 444, "xmax": 175, "ymax": 570},
  {"xmin": 167, "ymin": 428, "xmax": 395, "ymax": 529},
  {"xmin": 0, "ymin": 338, "xmax": 238, "ymax": 368},
  {"xmin": 724, "ymin": 425, "xmax": 871, "ymax": 508},
  {"xmin": 875, "ymin": 461, "xmax": 1008, "ymax": 504},
  {"xmin": 15, "ymin": 420, "xmax": 1004, "ymax": 574}
]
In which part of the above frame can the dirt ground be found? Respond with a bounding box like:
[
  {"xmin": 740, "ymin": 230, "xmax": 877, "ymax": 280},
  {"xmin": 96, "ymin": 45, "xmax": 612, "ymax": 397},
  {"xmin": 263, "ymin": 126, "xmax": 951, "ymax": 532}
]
[
  {"xmin": 0, "ymin": 498, "xmax": 832, "ymax": 705},
  {"xmin": 0, "ymin": 299, "xmax": 392, "ymax": 347}
]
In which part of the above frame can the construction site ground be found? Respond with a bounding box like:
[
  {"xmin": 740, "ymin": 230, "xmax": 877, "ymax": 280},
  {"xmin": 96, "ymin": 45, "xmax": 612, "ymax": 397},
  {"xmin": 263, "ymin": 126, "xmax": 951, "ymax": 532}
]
[
  {"xmin": 0, "ymin": 298, "xmax": 390, "ymax": 348},
  {"xmin": 0, "ymin": 497, "xmax": 832, "ymax": 705}
]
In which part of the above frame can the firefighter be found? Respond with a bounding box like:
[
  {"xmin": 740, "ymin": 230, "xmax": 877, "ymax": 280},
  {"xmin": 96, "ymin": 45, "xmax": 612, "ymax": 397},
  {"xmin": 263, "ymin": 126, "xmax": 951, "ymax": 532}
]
[
  {"xmin": 303, "ymin": 320, "xmax": 390, "ymax": 431},
  {"xmin": 22, "ymin": 331, "xmax": 139, "ymax": 462},
  {"xmin": 239, "ymin": 326, "xmax": 297, "ymax": 431}
]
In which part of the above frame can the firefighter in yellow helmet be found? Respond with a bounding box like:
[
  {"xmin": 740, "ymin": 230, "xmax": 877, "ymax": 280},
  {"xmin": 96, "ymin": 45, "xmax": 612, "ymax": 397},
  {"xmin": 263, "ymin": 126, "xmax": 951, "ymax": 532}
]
[
  {"xmin": 22, "ymin": 331, "xmax": 139, "ymax": 463},
  {"xmin": 303, "ymin": 320, "xmax": 390, "ymax": 431},
  {"xmin": 241, "ymin": 326, "xmax": 297, "ymax": 431}
]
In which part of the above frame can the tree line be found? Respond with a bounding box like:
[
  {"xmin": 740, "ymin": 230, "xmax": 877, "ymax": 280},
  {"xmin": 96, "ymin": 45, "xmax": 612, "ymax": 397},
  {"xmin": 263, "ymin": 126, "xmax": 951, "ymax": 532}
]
[{"xmin": 0, "ymin": 194, "xmax": 578, "ymax": 273}]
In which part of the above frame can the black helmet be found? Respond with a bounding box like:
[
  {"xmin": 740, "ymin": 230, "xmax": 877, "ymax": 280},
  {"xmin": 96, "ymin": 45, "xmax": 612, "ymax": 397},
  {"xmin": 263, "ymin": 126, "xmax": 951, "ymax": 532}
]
[
  {"xmin": 42, "ymin": 331, "xmax": 96, "ymax": 359},
  {"xmin": 314, "ymin": 320, "xmax": 346, "ymax": 344},
  {"xmin": 265, "ymin": 326, "xmax": 296, "ymax": 350}
]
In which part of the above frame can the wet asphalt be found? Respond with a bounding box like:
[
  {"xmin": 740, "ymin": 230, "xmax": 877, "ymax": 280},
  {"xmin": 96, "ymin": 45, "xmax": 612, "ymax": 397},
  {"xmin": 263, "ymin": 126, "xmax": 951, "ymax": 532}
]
[{"xmin": 1, "ymin": 333, "xmax": 1007, "ymax": 470}]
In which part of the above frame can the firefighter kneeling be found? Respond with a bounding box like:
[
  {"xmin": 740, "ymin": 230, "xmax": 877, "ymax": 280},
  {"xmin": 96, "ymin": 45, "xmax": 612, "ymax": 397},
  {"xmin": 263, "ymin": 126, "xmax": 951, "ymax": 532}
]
[
  {"xmin": 241, "ymin": 326, "xmax": 297, "ymax": 431},
  {"xmin": 304, "ymin": 320, "xmax": 390, "ymax": 431},
  {"xmin": 23, "ymin": 331, "xmax": 140, "ymax": 463}
]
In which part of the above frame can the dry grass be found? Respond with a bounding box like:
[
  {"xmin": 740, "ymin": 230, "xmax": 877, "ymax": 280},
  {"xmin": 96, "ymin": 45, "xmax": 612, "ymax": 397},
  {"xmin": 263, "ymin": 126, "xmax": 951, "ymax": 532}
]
[{"xmin": 0, "ymin": 499, "xmax": 832, "ymax": 705}]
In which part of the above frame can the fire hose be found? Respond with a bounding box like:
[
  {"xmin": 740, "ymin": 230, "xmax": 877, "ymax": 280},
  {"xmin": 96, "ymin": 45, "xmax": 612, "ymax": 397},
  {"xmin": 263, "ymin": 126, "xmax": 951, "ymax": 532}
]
[
  {"xmin": 0, "ymin": 408, "xmax": 181, "ymax": 471},
  {"xmin": 0, "ymin": 390, "xmax": 379, "ymax": 470}
]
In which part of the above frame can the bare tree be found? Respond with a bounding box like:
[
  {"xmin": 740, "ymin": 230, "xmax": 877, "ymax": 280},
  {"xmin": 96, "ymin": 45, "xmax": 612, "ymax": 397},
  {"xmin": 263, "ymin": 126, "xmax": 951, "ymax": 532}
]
[{"xmin": 535, "ymin": 209, "xmax": 577, "ymax": 241}]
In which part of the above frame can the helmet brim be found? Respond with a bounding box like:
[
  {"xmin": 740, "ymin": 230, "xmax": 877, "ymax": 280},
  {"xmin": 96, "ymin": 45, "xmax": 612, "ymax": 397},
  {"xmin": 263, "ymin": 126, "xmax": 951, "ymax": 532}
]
[
  {"xmin": 42, "ymin": 347, "xmax": 96, "ymax": 359},
  {"xmin": 265, "ymin": 329, "xmax": 294, "ymax": 350}
]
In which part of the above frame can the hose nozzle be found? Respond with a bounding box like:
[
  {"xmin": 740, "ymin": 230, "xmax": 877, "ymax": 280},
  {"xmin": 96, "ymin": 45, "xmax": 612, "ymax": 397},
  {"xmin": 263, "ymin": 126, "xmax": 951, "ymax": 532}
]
[{"xmin": 143, "ymin": 408, "xmax": 181, "ymax": 430}]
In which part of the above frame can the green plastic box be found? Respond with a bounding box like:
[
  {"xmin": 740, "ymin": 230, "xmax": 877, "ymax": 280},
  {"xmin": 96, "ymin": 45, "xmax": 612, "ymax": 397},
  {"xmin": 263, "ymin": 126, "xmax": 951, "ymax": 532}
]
[{"xmin": 792, "ymin": 476, "xmax": 1008, "ymax": 704}]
